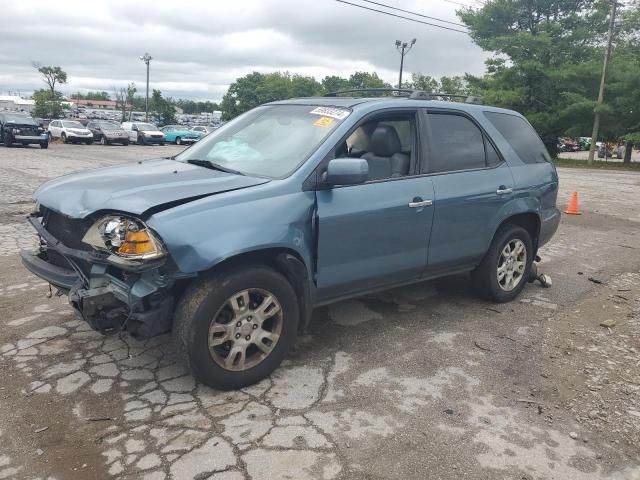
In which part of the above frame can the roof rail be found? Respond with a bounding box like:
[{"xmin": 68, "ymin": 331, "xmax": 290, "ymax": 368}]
[
  {"xmin": 427, "ymin": 93, "xmax": 483, "ymax": 105},
  {"xmin": 323, "ymin": 88, "xmax": 415, "ymax": 97},
  {"xmin": 322, "ymin": 88, "xmax": 483, "ymax": 105}
]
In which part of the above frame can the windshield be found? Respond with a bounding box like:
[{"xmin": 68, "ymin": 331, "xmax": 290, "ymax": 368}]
[
  {"xmin": 63, "ymin": 121, "xmax": 84, "ymax": 128},
  {"xmin": 98, "ymin": 121, "xmax": 119, "ymax": 130},
  {"xmin": 176, "ymin": 104, "xmax": 350, "ymax": 178},
  {"xmin": 137, "ymin": 123, "xmax": 157, "ymax": 130},
  {"xmin": 164, "ymin": 125, "xmax": 183, "ymax": 131},
  {"xmin": 4, "ymin": 114, "xmax": 37, "ymax": 125}
]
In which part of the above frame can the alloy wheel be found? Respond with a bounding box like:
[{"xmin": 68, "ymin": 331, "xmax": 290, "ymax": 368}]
[
  {"xmin": 207, "ymin": 288, "xmax": 283, "ymax": 371},
  {"xmin": 497, "ymin": 239, "xmax": 526, "ymax": 291}
]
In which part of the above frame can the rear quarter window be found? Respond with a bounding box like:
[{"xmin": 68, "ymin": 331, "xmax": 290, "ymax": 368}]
[{"xmin": 484, "ymin": 111, "xmax": 550, "ymax": 164}]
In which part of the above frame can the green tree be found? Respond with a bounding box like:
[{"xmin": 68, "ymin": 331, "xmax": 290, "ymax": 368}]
[
  {"xmin": 149, "ymin": 89, "xmax": 176, "ymax": 125},
  {"xmin": 290, "ymin": 75, "xmax": 323, "ymax": 97},
  {"xmin": 33, "ymin": 64, "xmax": 68, "ymax": 95},
  {"xmin": 347, "ymin": 71, "xmax": 389, "ymax": 92},
  {"xmin": 71, "ymin": 91, "xmax": 111, "ymax": 101},
  {"xmin": 32, "ymin": 89, "xmax": 64, "ymax": 118},
  {"xmin": 456, "ymin": 0, "xmax": 640, "ymax": 154},
  {"xmin": 220, "ymin": 72, "xmax": 321, "ymax": 120},
  {"xmin": 220, "ymin": 71, "xmax": 392, "ymax": 120},
  {"xmin": 321, "ymin": 75, "xmax": 350, "ymax": 94}
]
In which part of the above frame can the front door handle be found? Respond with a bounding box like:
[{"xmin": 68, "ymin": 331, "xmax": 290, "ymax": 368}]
[
  {"xmin": 408, "ymin": 199, "xmax": 433, "ymax": 208},
  {"xmin": 496, "ymin": 187, "xmax": 513, "ymax": 195}
]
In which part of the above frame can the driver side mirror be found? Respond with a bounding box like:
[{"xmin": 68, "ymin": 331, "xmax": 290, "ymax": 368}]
[
  {"xmin": 323, "ymin": 158, "xmax": 369, "ymax": 186},
  {"xmin": 132, "ymin": 125, "xmax": 138, "ymax": 131}
]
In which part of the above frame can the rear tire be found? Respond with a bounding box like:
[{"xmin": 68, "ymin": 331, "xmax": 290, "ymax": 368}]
[
  {"xmin": 472, "ymin": 224, "xmax": 533, "ymax": 303},
  {"xmin": 123, "ymin": 140, "xmax": 130, "ymax": 146},
  {"xmin": 173, "ymin": 265, "xmax": 299, "ymax": 390},
  {"xmin": 3, "ymin": 132, "xmax": 12, "ymax": 147},
  {"xmin": 100, "ymin": 135, "xmax": 109, "ymax": 145},
  {"xmin": 85, "ymin": 139, "xmax": 93, "ymax": 145},
  {"xmin": 137, "ymin": 135, "xmax": 145, "ymax": 145},
  {"xmin": 61, "ymin": 133, "xmax": 67, "ymax": 144}
]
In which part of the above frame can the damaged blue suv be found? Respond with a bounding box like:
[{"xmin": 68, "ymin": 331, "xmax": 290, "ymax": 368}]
[{"xmin": 22, "ymin": 90, "xmax": 560, "ymax": 389}]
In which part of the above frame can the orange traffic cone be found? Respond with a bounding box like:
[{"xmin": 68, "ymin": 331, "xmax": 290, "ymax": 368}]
[{"xmin": 564, "ymin": 191, "xmax": 581, "ymax": 215}]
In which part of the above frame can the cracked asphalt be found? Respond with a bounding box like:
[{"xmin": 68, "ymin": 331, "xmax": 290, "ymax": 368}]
[{"xmin": 0, "ymin": 143, "xmax": 639, "ymax": 480}]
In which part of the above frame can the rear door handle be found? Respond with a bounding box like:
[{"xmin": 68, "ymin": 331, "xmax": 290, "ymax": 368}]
[
  {"xmin": 496, "ymin": 187, "xmax": 513, "ymax": 195},
  {"xmin": 408, "ymin": 199, "xmax": 433, "ymax": 208}
]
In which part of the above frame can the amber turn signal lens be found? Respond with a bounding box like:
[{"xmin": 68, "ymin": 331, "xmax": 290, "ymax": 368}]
[{"xmin": 117, "ymin": 230, "xmax": 157, "ymax": 256}]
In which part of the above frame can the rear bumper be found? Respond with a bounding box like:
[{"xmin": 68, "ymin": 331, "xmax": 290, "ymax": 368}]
[{"xmin": 539, "ymin": 207, "xmax": 561, "ymax": 248}]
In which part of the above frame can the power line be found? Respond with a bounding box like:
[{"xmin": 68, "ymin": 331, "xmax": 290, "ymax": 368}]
[
  {"xmin": 441, "ymin": 0, "xmax": 482, "ymax": 9},
  {"xmin": 335, "ymin": 0, "xmax": 469, "ymax": 34},
  {"xmin": 357, "ymin": 0, "xmax": 468, "ymax": 28}
]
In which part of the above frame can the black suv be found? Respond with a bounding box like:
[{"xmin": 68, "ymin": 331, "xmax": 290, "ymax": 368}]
[{"xmin": 0, "ymin": 112, "xmax": 49, "ymax": 148}]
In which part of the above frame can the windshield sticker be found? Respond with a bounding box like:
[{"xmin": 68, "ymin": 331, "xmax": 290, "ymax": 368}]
[
  {"xmin": 313, "ymin": 116, "xmax": 335, "ymax": 128},
  {"xmin": 309, "ymin": 107, "xmax": 350, "ymax": 120}
]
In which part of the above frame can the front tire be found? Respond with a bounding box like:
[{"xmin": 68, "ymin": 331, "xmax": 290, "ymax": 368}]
[
  {"xmin": 61, "ymin": 133, "xmax": 67, "ymax": 144},
  {"xmin": 472, "ymin": 224, "xmax": 533, "ymax": 303},
  {"xmin": 137, "ymin": 135, "xmax": 145, "ymax": 145},
  {"xmin": 100, "ymin": 135, "xmax": 109, "ymax": 145},
  {"xmin": 3, "ymin": 132, "xmax": 12, "ymax": 147},
  {"xmin": 40, "ymin": 141, "xmax": 48, "ymax": 149},
  {"xmin": 173, "ymin": 265, "xmax": 299, "ymax": 390},
  {"xmin": 176, "ymin": 137, "xmax": 182, "ymax": 145}
]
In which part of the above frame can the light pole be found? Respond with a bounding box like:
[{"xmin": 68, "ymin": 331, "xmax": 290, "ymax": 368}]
[
  {"xmin": 139, "ymin": 53, "xmax": 152, "ymax": 122},
  {"xmin": 396, "ymin": 38, "xmax": 416, "ymax": 89},
  {"xmin": 587, "ymin": 1, "xmax": 618, "ymax": 164}
]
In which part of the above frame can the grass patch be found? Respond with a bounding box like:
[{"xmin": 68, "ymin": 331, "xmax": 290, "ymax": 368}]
[{"xmin": 554, "ymin": 158, "xmax": 640, "ymax": 171}]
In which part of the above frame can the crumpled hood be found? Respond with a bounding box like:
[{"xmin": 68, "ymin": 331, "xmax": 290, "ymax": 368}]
[{"xmin": 35, "ymin": 158, "xmax": 270, "ymax": 218}]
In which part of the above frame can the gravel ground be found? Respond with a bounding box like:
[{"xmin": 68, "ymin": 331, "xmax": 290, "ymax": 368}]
[{"xmin": 0, "ymin": 143, "xmax": 639, "ymax": 480}]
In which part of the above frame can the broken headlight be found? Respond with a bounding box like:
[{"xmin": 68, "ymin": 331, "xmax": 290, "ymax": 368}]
[{"xmin": 82, "ymin": 215, "xmax": 166, "ymax": 260}]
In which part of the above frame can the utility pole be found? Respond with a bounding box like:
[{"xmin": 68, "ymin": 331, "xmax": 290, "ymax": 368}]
[
  {"xmin": 588, "ymin": 1, "xmax": 618, "ymax": 164},
  {"xmin": 139, "ymin": 53, "xmax": 152, "ymax": 122},
  {"xmin": 395, "ymin": 38, "xmax": 416, "ymax": 89}
]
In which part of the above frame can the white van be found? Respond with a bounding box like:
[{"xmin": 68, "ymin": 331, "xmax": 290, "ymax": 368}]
[{"xmin": 121, "ymin": 122, "xmax": 165, "ymax": 145}]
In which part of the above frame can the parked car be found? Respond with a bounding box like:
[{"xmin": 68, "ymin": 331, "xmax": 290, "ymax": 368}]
[
  {"xmin": 190, "ymin": 125, "xmax": 217, "ymax": 135},
  {"xmin": 47, "ymin": 120, "xmax": 94, "ymax": 144},
  {"xmin": 557, "ymin": 137, "xmax": 579, "ymax": 152},
  {"xmin": 578, "ymin": 137, "xmax": 591, "ymax": 151},
  {"xmin": 160, "ymin": 125, "xmax": 202, "ymax": 145},
  {"xmin": 0, "ymin": 113, "xmax": 48, "ymax": 148},
  {"xmin": 21, "ymin": 91, "xmax": 560, "ymax": 390},
  {"xmin": 87, "ymin": 121, "xmax": 130, "ymax": 146},
  {"xmin": 121, "ymin": 122, "xmax": 165, "ymax": 145}
]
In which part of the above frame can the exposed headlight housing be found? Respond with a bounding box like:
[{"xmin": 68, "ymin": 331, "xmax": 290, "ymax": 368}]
[{"xmin": 82, "ymin": 215, "xmax": 166, "ymax": 261}]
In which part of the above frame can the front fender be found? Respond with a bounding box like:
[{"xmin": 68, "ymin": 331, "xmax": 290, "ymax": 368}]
[{"xmin": 147, "ymin": 187, "xmax": 316, "ymax": 275}]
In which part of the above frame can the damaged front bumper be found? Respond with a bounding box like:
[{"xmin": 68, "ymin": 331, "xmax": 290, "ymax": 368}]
[{"xmin": 21, "ymin": 214, "xmax": 181, "ymax": 338}]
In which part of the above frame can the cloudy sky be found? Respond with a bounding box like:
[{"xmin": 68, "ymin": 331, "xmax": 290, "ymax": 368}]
[{"xmin": 1, "ymin": 0, "xmax": 488, "ymax": 102}]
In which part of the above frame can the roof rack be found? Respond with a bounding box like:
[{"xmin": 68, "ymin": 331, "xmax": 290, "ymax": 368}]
[
  {"xmin": 324, "ymin": 88, "xmax": 414, "ymax": 97},
  {"xmin": 323, "ymin": 88, "xmax": 482, "ymax": 104}
]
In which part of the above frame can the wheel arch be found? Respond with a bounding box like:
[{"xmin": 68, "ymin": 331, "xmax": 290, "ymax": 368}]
[
  {"xmin": 193, "ymin": 247, "xmax": 314, "ymax": 333},
  {"xmin": 493, "ymin": 211, "xmax": 541, "ymax": 254}
]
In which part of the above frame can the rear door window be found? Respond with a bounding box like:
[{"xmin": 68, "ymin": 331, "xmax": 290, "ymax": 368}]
[
  {"xmin": 484, "ymin": 111, "xmax": 550, "ymax": 164},
  {"xmin": 425, "ymin": 113, "xmax": 486, "ymax": 173}
]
